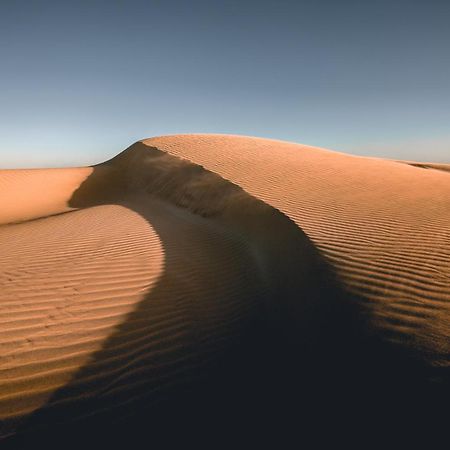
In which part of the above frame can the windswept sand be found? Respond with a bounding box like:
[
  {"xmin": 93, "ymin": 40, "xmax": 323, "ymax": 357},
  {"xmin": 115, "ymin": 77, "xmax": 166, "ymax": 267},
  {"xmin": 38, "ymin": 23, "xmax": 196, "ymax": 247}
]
[{"xmin": 1, "ymin": 135, "xmax": 449, "ymax": 444}]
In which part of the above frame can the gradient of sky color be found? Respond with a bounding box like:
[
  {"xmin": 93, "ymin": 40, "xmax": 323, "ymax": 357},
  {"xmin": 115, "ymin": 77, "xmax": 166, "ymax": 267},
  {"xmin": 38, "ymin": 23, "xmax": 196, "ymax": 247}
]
[{"xmin": 1, "ymin": 0, "xmax": 449, "ymax": 167}]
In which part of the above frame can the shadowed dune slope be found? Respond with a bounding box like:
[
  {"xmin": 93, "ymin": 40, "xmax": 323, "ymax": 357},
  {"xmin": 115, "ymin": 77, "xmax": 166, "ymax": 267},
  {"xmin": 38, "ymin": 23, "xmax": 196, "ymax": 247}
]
[
  {"xmin": 0, "ymin": 135, "xmax": 450, "ymax": 444},
  {"xmin": 145, "ymin": 135, "xmax": 450, "ymax": 369}
]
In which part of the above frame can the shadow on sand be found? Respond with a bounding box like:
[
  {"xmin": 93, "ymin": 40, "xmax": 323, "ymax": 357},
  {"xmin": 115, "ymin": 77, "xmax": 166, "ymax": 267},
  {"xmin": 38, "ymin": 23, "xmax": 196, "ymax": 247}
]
[{"xmin": 8, "ymin": 144, "xmax": 446, "ymax": 446}]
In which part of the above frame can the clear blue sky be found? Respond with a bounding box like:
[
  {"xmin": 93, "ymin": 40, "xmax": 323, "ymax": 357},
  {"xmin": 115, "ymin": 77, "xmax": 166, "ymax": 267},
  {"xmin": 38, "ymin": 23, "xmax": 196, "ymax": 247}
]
[{"xmin": 1, "ymin": 0, "xmax": 449, "ymax": 167}]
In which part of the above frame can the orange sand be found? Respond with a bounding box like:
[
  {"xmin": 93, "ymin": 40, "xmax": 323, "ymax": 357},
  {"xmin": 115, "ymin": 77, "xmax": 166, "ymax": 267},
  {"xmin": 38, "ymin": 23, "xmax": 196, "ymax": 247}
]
[{"xmin": 1, "ymin": 135, "xmax": 449, "ymax": 445}]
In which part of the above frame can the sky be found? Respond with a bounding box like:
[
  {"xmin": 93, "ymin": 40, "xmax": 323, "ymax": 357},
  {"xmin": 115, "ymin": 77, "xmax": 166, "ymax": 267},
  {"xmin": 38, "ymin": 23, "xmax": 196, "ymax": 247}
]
[{"xmin": 1, "ymin": 0, "xmax": 449, "ymax": 167}]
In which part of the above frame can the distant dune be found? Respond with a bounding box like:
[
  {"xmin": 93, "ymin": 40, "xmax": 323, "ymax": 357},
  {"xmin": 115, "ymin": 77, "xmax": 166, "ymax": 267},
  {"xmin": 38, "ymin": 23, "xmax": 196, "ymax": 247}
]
[{"xmin": 1, "ymin": 135, "xmax": 449, "ymax": 445}]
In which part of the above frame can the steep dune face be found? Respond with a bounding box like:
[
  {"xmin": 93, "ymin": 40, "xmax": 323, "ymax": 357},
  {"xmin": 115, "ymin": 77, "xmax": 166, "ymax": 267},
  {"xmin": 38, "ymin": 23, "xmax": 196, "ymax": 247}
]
[
  {"xmin": 145, "ymin": 135, "xmax": 450, "ymax": 370},
  {"xmin": 0, "ymin": 135, "xmax": 449, "ymax": 444}
]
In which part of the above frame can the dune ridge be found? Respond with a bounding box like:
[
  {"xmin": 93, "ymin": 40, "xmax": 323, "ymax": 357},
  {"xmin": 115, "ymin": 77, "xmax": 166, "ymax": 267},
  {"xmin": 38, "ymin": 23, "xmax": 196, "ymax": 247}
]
[
  {"xmin": 399, "ymin": 160, "xmax": 450, "ymax": 173},
  {"xmin": 144, "ymin": 135, "xmax": 450, "ymax": 368},
  {"xmin": 1, "ymin": 134, "xmax": 450, "ymax": 444}
]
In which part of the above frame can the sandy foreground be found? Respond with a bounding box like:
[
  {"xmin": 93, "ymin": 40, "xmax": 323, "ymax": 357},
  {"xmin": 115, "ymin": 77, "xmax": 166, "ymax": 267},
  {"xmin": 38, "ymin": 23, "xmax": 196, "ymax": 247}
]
[{"xmin": 0, "ymin": 135, "xmax": 449, "ymax": 444}]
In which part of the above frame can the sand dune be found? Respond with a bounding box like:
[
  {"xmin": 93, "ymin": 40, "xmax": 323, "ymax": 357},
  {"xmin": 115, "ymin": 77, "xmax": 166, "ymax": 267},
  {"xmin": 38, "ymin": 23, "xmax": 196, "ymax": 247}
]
[
  {"xmin": 0, "ymin": 167, "xmax": 92, "ymax": 225},
  {"xmin": 1, "ymin": 135, "xmax": 449, "ymax": 445}
]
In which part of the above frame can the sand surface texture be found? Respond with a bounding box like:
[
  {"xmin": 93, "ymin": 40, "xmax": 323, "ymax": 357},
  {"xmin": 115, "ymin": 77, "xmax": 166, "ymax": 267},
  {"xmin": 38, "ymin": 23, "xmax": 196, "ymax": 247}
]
[{"xmin": 1, "ymin": 135, "xmax": 449, "ymax": 444}]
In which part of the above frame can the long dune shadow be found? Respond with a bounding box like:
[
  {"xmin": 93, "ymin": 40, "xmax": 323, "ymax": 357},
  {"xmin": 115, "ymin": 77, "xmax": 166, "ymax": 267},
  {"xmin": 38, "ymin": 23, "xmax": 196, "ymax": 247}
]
[{"xmin": 7, "ymin": 143, "xmax": 447, "ymax": 446}]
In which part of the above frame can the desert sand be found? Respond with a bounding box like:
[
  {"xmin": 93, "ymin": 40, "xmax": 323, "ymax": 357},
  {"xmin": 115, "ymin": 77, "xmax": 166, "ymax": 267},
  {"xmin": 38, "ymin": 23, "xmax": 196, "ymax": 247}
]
[{"xmin": 1, "ymin": 134, "xmax": 449, "ymax": 445}]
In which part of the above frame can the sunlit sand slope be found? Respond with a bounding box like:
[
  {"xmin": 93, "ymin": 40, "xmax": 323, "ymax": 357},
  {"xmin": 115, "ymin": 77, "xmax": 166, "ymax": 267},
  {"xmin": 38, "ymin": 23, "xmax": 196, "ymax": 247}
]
[
  {"xmin": 0, "ymin": 167, "xmax": 92, "ymax": 224},
  {"xmin": 1, "ymin": 135, "xmax": 449, "ymax": 444},
  {"xmin": 146, "ymin": 135, "xmax": 450, "ymax": 369}
]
